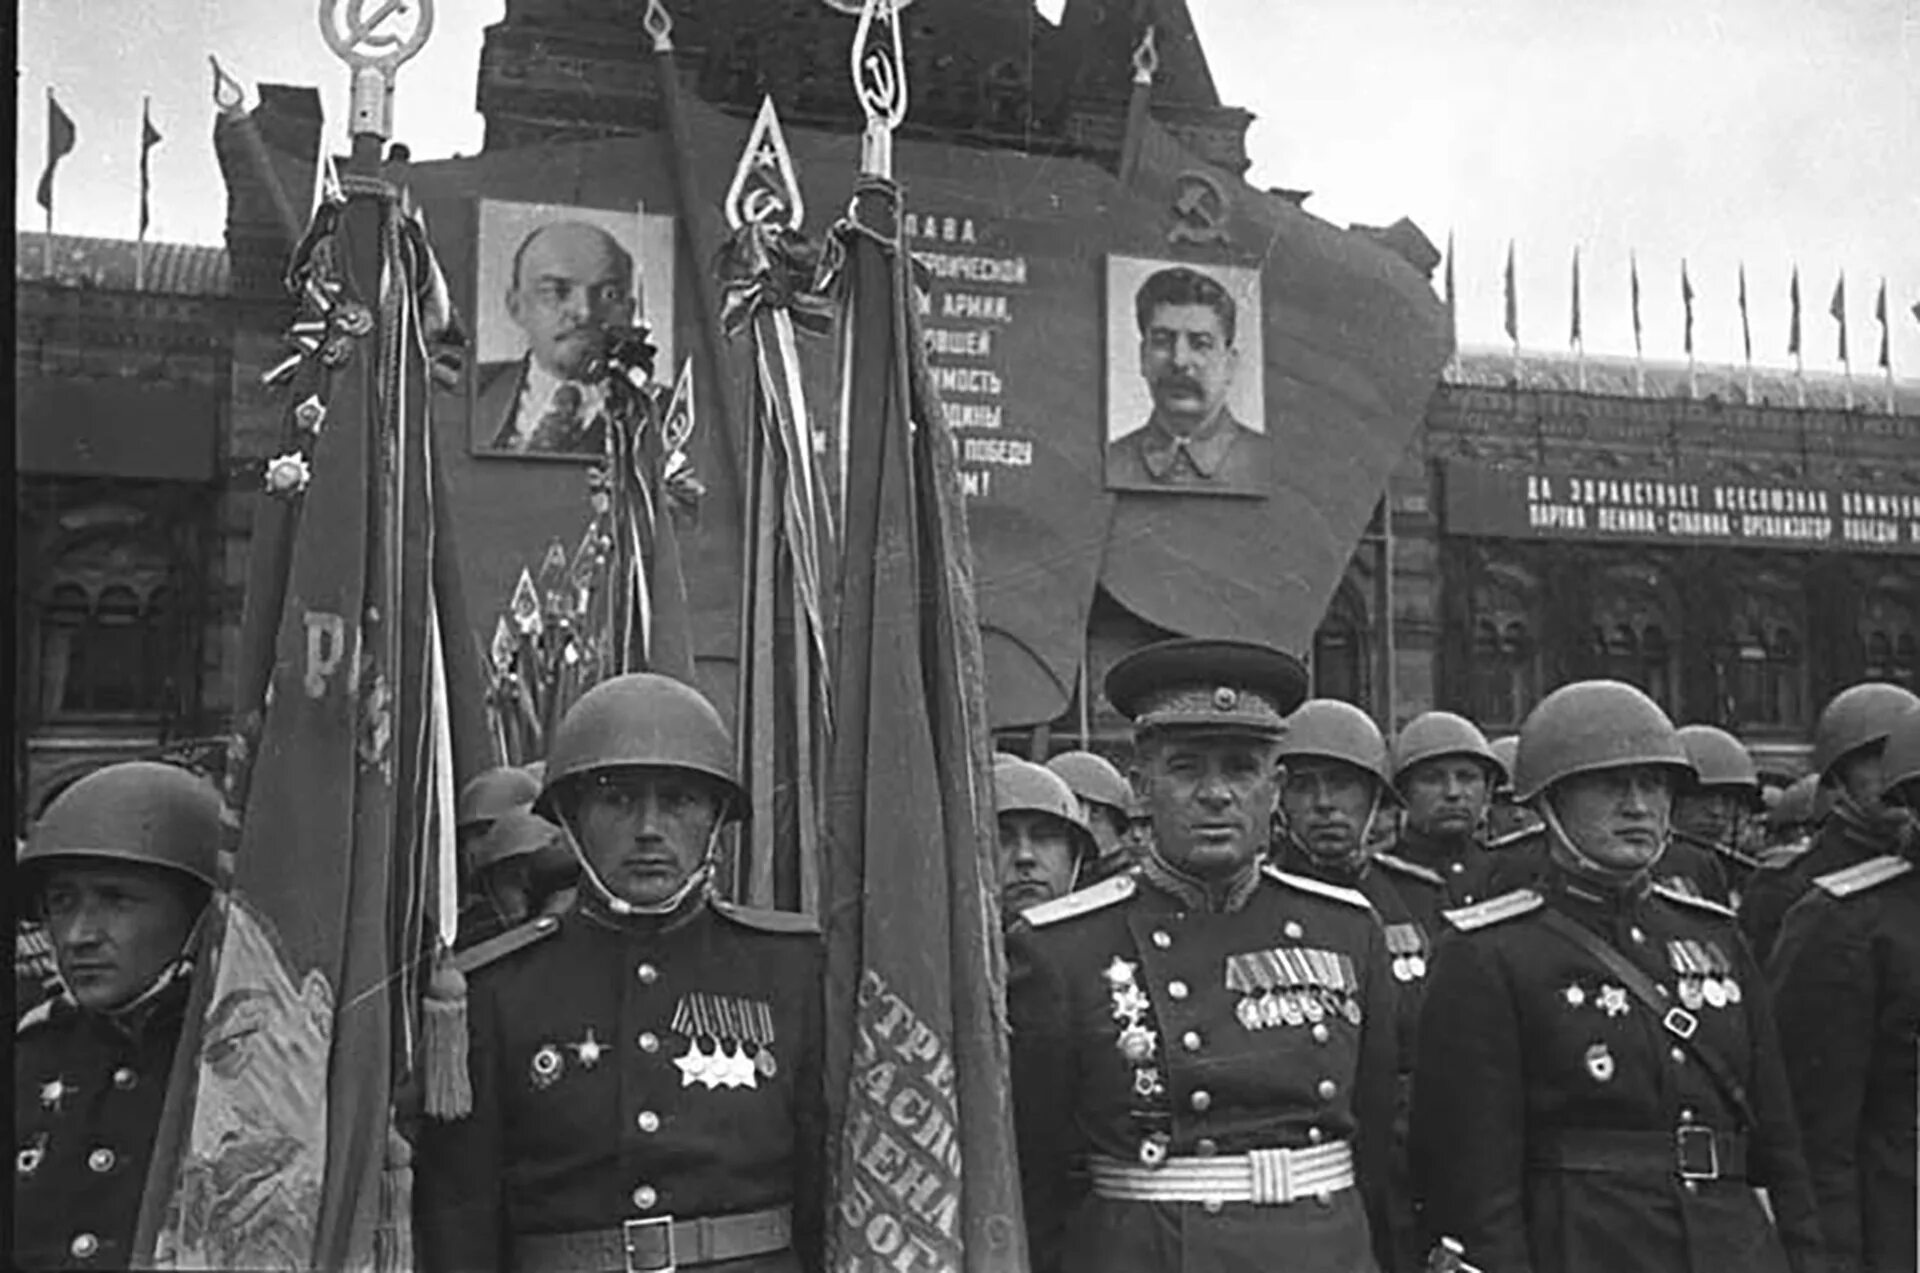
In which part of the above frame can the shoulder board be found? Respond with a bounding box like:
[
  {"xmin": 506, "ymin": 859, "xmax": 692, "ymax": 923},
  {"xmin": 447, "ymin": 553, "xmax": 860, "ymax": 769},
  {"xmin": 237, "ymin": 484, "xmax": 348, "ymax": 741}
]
[
  {"xmin": 17, "ymin": 998, "xmax": 58, "ymax": 1035},
  {"xmin": 1442, "ymin": 888, "xmax": 1544, "ymax": 933},
  {"xmin": 1372, "ymin": 852, "xmax": 1445, "ymax": 887},
  {"xmin": 1814, "ymin": 855, "xmax": 1915, "ymax": 900},
  {"xmin": 1261, "ymin": 865, "xmax": 1373, "ymax": 912},
  {"xmin": 1652, "ymin": 884, "xmax": 1736, "ymax": 919},
  {"xmin": 1486, "ymin": 828, "xmax": 1540, "ymax": 851},
  {"xmin": 711, "ymin": 899, "xmax": 821, "ymax": 936},
  {"xmin": 1024, "ymin": 872, "xmax": 1137, "ymax": 929},
  {"xmin": 451, "ymin": 914, "xmax": 562, "ymax": 978}
]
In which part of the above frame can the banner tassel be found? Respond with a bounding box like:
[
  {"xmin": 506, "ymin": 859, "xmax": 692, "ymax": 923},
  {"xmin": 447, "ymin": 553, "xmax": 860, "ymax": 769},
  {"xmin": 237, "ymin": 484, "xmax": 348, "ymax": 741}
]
[
  {"xmin": 420, "ymin": 955, "xmax": 472, "ymax": 1119},
  {"xmin": 375, "ymin": 1116, "xmax": 415, "ymax": 1273}
]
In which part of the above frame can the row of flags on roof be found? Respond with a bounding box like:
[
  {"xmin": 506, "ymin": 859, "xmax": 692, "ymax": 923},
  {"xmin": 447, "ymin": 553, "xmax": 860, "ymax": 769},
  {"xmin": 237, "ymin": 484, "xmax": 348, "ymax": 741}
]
[
  {"xmin": 36, "ymin": 89, "xmax": 164, "ymax": 286},
  {"xmin": 1448, "ymin": 233, "xmax": 1917, "ymax": 408}
]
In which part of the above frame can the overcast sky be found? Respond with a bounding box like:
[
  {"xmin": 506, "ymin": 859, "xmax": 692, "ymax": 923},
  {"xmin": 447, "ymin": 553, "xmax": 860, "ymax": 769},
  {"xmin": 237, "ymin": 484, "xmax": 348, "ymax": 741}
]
[{"xmin": 18, "ymin": 0, "xmax": 1920, "ymax": 374}]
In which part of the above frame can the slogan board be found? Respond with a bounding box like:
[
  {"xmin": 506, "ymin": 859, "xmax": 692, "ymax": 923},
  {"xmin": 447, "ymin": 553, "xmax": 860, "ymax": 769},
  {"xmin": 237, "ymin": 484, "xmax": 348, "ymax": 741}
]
[{"xmin": 1442, "ymin": 460, "xmax": 1920, "ymax": 554}]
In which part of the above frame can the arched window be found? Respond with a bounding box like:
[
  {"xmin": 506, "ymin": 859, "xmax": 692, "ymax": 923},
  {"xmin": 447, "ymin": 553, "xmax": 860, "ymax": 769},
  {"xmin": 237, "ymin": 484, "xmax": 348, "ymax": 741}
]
[
  {"xmin": 1859, "ymin": 585, "xmax": 1918, "ymax": 690},
  {"xmin": 35, "ymin": 580, "xmax": 179, "ymax": 717},
  {"xmin": 1467, "ymin": 565, "xmax": 1540, "ymax": 730},
  {"xmin": 1312, "ymin": 582, "xmax": 1369, "ymax": 710},
  {"xmin": 1590, "ymin": 564, "xmax": 1679, "ymax": 713}
]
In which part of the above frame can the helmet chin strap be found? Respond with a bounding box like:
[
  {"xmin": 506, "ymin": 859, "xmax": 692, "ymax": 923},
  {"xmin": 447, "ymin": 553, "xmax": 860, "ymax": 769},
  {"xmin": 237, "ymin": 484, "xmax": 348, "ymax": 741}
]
[
  {"xmin": 87, "ymin": 897, "xmax": 214, "ymax": 1021},
  {"xmin": 1538, "ymin": 799, "xmax": 1664, "ymax": 885},
  {"xmin": 1281, "ymin": 791, "xmax": 1379, "ymax": 870},
  {"xmin": 560, "ymin": 810, "xmax": 725, "ymax": 919}
]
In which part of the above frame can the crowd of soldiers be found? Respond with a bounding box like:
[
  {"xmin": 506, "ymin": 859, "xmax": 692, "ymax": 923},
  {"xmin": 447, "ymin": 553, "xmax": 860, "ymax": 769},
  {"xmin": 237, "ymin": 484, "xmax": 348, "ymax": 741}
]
[{"xmin": 13, "ymin": 637, "xmax": 1920, "ymax": 1273}]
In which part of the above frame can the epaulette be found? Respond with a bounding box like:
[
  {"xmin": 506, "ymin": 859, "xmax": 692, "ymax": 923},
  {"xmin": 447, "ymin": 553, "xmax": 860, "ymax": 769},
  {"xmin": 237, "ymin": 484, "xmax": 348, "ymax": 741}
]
[
  {"xmin": 1372, "ymin": 852, "xmax": 1445, "ymax": 887},
  {"xmin": 711, "ymin": 898, "xmax": 821, "ymax": 936},
  {"xmin": 1652, "ymin": 884, "xmax": 1736, "ymax": 919},
  {"xmin": 17, "ymin": 997, "xmax": 60, "ymax": 1035},
  {"xmin": 1261, "ymin": 865, "xmax": 1373, "ymax": 912},
  {"xmin": 1485, "ymin": 827, "xmax": 1539, "ymax": 852},
  {"xmin": 1442, "ymin": 888, "xmax": 1543, "ymax": 933},
  {"xmin": 1813, "ymin": 855, "xmax": 1914, "ymax": 900},
  {"xmin": 451, "ymin": 914, "xmax": 562, "ymax": 978},
  {"xmin": 1023, "ymin": 872, "xmax": 1137, "ymax": 929}
]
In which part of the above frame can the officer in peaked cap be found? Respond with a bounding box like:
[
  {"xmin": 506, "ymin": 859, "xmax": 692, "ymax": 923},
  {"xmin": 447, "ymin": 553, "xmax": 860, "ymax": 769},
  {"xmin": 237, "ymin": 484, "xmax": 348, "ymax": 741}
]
[
  {"xmin": 1380, "ymin": 711, "xmax": 1506, "ymax": 930},
  {"xmin": 1007, "ymin": 638, "xmax": 1398, "ymax": 1273},
  {"xmin": 1740, "ymin": 681, "xmax": 1920, "ymax": 963},
  {"xmin": 1669, "ymin": 725, "xmax": 1763, "ymax": 903},
  {"xmin": 1270, "ymin": 698, "xmax": 1431, "ymax": 1273},
  {"xmin": 1768, "ymin": 702, "xmax": 1920, "ymax": 1273},
  {"xmin": 1046, "ymin": 750, "xmax": 1140, "ymax": 884},
  {"xmin": 1410, "ymin": 681, "xmax": 1823, "ymax": 1273},
  {"xmin": 415, "ymin": 674, "xmax": 823, "ymax": 1273},
  {"xmin": 15, "ymin": 762, "xmax": 225, "ymax": 1271},
  {"xmin": 996, "ymin": 756, "xmax": 1100, "ymax": 920}
]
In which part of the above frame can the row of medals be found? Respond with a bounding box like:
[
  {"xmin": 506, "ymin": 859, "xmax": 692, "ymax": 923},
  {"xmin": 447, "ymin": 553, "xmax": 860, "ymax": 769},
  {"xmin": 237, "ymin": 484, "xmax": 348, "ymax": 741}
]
[
  {"xmin": 1676, "ymin": 974, "xmax": 1741, "ymax": 1011},
  {"xmin": 680, "ymin": 1036, "xmax": 778, "ymax": 1089},
  {"xmin": 1236, "ymin": 985, "xmax": 1363, "ymax": 1031}
]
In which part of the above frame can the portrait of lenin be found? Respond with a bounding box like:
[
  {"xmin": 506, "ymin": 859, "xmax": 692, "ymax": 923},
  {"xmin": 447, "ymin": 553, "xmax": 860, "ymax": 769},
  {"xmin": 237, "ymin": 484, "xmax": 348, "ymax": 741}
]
[{"xmin": 1105, "ymin": 260, "xmax": 1268, "ymax": 496}]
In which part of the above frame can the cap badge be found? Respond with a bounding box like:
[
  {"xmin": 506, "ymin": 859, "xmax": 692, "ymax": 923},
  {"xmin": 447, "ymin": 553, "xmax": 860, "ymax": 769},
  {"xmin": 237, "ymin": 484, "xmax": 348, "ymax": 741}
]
[{"xmin": 1213, "ymin": 686, "xmax": 1238, "ymax": 711}]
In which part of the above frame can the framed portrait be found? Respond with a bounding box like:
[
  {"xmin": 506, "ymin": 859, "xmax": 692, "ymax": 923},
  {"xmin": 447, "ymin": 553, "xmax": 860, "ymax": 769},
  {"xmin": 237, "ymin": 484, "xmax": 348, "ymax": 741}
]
[
  {"xmin": 470, "ymin": 199, "xmax": 677, "ymax": 459},
  {"xmin": 1104, "ymin": 256, "xmax": 1266, "ymax": 497}
]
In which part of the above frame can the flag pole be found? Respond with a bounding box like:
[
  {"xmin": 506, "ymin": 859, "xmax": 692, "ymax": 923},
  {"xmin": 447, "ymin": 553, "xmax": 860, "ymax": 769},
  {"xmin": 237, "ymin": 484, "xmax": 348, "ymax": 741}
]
[
  {"xmin": 1117, "ymin": 24, "xmax": 1156, "ymax": 188},
  {"xmin": 1570, "ymin": 246, "xmax": 1585, "ymax": 392},
  {"xmin": 43, "ymin": 88, "xmax": 55, "ymax": 277},
  {"xmin": 1443, "ymin": 229, "xmax": 1458, "ymax": 378},
  {"xmin": 136, "ymin": 96, "xmax": 150, "ymax": 292},
  {"xmin": 1630, "ymin": 251, "xmax": 1645, "ymax": 396}
]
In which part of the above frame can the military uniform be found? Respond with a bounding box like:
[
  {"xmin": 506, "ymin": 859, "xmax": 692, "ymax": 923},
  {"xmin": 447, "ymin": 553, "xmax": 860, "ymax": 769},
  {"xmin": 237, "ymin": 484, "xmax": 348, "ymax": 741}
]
[
  {"xmin": 1767, "ymin": 855, "xmax": 1919, "ymax": 1273},
  {"xmin": 14, "ymin": 983, "xmax": 188, "ymax": 1270},
  {"xmin": 415, "ymin": 896, "xmax": 824, "ymax": 1273},
  {"xmin": 1740, "ymin": 820, "xmax": 1883, "ymax": 965},
  {"xmin": 1475, "ymin": 832, "xmax": 1731, "ymax": 915},
  {"xmin": 1009, "ymin": 864, "xmax": 1398, "ymax": 1273},
  {"xmin": 1374, "ymin": 833, "xmax": 1495, "ymax": 936},
  {"xmin": 1411, "ymin": 872, "xmax": 1824, "ymax": 1273}
]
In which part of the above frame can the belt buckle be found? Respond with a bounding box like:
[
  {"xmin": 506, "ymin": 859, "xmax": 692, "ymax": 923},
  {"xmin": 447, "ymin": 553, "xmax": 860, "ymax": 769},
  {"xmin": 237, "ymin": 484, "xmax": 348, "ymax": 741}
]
[
  {"xmin": 1662, "ymin": 1007, "xmax": 1698, "ymax": 1040},
  {"xmin": 1675, "ymin": 1126, "xmax": 1719, "ymax": 1181},
  {"xmin": 622, "ymin": 1214, "xmax": 676, "ymax": 1273}
]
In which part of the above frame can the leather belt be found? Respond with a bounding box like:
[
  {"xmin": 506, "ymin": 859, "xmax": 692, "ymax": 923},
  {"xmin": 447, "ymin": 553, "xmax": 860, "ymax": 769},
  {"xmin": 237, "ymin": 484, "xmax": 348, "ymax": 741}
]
[
  {"xmin": 1528, "ymin": 1128, "xmax": 1748, "ymax": 1182},
  {"xmin": 1088, "ymin": 1140, "xmax": 1356, "ymax": 1205},
  {"xmin": 511, "ymin": 1206, "xmax": 792, "ymax": 1272}
]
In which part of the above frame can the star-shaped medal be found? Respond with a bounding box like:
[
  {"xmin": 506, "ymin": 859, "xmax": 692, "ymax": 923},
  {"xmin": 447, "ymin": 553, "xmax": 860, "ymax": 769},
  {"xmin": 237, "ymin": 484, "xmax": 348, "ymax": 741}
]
[
  {"xmin": 1104, "ymin": 957, "xmax": 1138, "ymax": 987},
  {"xmin": 572, "ymin": 1028, "xmax": 605, "ymax": 1068},
  {"xmin": 1597, "ymin": 985, "xmax": 1629, "ymax": 1018},
  {"xmin": 674, "ymin": 1038, "xmax": 712, "ymax": 1088}
]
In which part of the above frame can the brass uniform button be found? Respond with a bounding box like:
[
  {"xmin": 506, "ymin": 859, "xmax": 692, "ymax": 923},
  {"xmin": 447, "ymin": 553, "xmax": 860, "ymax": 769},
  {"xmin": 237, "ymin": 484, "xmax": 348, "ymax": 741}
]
[
  {"xmin": 637, "ymin": 1031, "xmax": 661, "ymax": 1053},
  {"xmin": 70, "ymin": 1234, "xmax": 100, "ymax": 1260},
  {"xmin": 636, "ymin": 963, "xmax": 660, "ymax": 984},
  {"xmin": 1181, "ymin": 1031, "xmax": 1202, "ymax": 1052},
  {"xmin": 636, "ymin": 1111, "xmax": 661, "ymax": 1133},
  {"xmin": 1195, "ymin": 1138, "xmax": 1218, "ymax": 1157},
  {"xmin": 1317, "ymin": 1078, "xmax": 1338, "ymax": 1100},
  {"xmin": 631, "ymin": 1184, "xmax": 659, "ymax": 1210},
  {"xmin": 1189, "ymin": 1089, "xmax": 1212, "ymax": 1113},
  {"xmin": 1167, "ymin": 980, "xmax": 1189, "ymax": 1001},
  {"xmin": 87, "ymin": 1148, "xmax": 116, "ymax": 1173},
  {"xmin": 1151, "ymin": 931, "xmax": 1172, "ymax": 949}
]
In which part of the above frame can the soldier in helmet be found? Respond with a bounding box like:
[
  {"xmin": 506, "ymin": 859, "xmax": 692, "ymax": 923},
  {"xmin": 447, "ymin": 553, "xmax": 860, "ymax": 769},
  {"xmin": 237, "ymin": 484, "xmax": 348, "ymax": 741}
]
[
  {"xmin": 996, "ymin": 756, "xmax": 1100, "ymax": 919},
  {"xmin": 415, "ymin": 674, "xmax": 823, "ymax": 1273},
  {"xmin": 1484, "ymin": 735, "xmax": 1541, "ymax": 843},
  {"xmin": 1740, "ymin": 682, "xmax": 1920, "ymax": 963},
  {"xmin": 1669, "ymin": 725, "xmax": 1762, "ymax": 904},
  {"xmin": 1756, "ymin": 773, "xmax": 1825, "ymax": 869},
  {"xmin": 1007, "ymin": 639, "xmax": 1398, "ymax": 1273},
  {"xmin": 1409, "ymin": 680, "xmax": 1823, "ymax": 1273},
  {"xmin": 454, "ymin": 808, "xmax": 582, "ymax": 953},
  {"xmin": 1046, "ymin": 750, "xmax": 1139, "ymax": 884},
  {"xmin": 1379, "ymin": 711, "xmax": 1506, "ymax": 932},
  {"xmin": 15, "ymin": 761, "xmax": 226, "ymax": 1271},
  {"xmin": 1269, "ymin": 698, "xmax": 1429, "ymax": 1273},
  {"xmin": 457, "ymin": 766, "xmax": 544, "ymax": 897},
  {"xmin": 1767, "ymin": 702, "xmax": 1920, "ymax": 1273}
]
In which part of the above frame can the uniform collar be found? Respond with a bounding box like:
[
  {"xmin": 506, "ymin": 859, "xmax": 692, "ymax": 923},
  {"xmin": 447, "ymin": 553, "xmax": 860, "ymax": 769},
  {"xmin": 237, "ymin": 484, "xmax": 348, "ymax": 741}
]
[
  {"xmin": 1137, "ymin": 409, "xmax": 1236, "ymax": 480},
  {"xmin": 1138, "ymin": 848, "xmax": 1262, "ymax": 914},
  {"xmin": 1274, "ymin": 839, "xmax": 1367, "ymax": 885},
  {"xmin": 576, "ymin": 885, "xmax": 710, "ymax": 937},
  {"xmin": 1396, "ymin": 826, "xmax": 1479, "ymax": 870}
]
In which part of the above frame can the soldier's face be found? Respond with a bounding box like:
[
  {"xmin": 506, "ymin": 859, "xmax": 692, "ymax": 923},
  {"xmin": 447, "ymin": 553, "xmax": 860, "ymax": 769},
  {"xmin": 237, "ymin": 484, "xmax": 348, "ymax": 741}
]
[
  {"xmin": 1139, "ymin": 304, "xmax": 1237, "ymax": 435},
  {"xmin": 1279, "ymin": 758, "xmax": 1380, "ymax": 863},
  {"xmin": 1672, "ymin": 788, "xmax": 1747, "ymax": 846},
  {"xmin": 573, "ymin": 768, "xmax": 722, "ymax": 906},
  {"xmin": 506, "ymin": 223, "xmax": 636, "ymax": 379},
  {"xmin": 997, "ymin": 811, "xmax": 1079, "ymax": 913},
  {"xmin": 1833, "ymin": 746, "xmax": 1888, "ymax": 810},
  {"xmin": 1547, "ymin": 765, "xmax": 1673, "ymax": 870},
  {"xmin": 1138, "ymin": 734, "xmax": 1280, "ymax": 878},
  {"xmin": 41, "ymin": 862, "xmax": 201, "ymax": 1013},
  {"xmin": 1401, "ymin": 757, "xmax": 1492, "ymax": 841}
]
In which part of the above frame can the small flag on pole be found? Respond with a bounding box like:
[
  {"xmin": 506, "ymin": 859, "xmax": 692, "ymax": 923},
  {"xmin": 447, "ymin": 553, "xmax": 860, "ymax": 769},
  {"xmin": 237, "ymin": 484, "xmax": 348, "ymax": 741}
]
[
  {"xmin": 1875, "ymin": 279, "xmax": 1893, "ymax": 413},
  {"xmin": 1443, "ymin": 230, "xmax": 1457, "ymax": 374},
  {"xmin": 1629, "ymin": 252, "xmax": 1644, "ymax": 395},
  {"xmin": 1569, "ymin": 247, "xmax": 1585, "ymax": 390},
  {"xmin": 1681, "ymin": 259, "xmax": 1697, "ymax": 399},
  {"xmin": 1502, "ymin": 240, "xmax": 1518, "ymax": 346},
  {"xmin": 37, "ymin": 91, "xmax": 77, "ymax": 214},
  {"xmin": 1737, "ymin": 264, "xmax": 1754, "ymax": 401},
  {"xmin": 1831, "ymin": 272, "xmax": 1852, "ymax": 408},
  {"xmin": 1788, "ymin": 266, "xmax": 1806, "ymax": 407},
  {"xmin": 138, "ymin": 98, "xmax": 162, "ymax": 290}
]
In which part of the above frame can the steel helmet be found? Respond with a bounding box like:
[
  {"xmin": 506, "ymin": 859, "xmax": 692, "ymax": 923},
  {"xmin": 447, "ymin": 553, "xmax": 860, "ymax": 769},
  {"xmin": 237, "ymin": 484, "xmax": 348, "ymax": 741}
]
[
  {"xmin": 1489, "ymin": 736, "xmax": 1520, "ymax": 794},
  {"xmin": 470, "ymin": 807, "xmax": 564, "ymax": 873},
  {"xmin": 22, "ymin": 761, "xmax": 223, "ymax": 891},
  {"xmin": 1046, "ymin": 751, "xmax": 1133, "ymax": 817},
  {"xmin": 1675, "ymin": 725, "xmax": 1761, "ymax": 801},
  {"xmin": 458, "ymin": 766, "xmax": 542, "ymax": 830},
  {"xmin": 1390, "ymin": 711, "xmax": 1504, "ymax": 790},
  {"xmin": 539, "ymin": 673, "xmax": 744, "ymax": 818},
  {"xmin": 1809, "ymin": 682, "xmax": 1920, "ymax": 781},
  {"xmin": 1880, "ymin": 704, "xmax": 1920, "ymax": 798},
  {"xmin": 1511, "ymin": 680, "xmax": 1693, "ymax": 804},
  {"xmin": 993, "ymin": 757, "xmax": 1095, "ymax": 857},
  {"xmin": 1276, "ymin": 699, "xmax": 1393, "ymax": 790}
]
